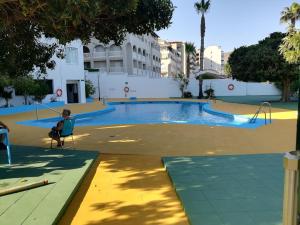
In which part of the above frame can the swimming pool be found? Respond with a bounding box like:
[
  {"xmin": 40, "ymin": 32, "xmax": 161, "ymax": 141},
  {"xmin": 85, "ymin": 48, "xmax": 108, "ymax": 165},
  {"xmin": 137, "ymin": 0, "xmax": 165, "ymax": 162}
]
[{"xmin": 17, "ymin": 101, "xmax": 265, "ymax": 128}]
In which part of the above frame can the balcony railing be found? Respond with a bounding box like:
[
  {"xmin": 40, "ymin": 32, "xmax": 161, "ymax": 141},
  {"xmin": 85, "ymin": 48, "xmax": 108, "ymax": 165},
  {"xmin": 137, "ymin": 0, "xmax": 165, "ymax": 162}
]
[
  {"xmin": 94, "ymin": 52, "xmax": 106, "ymax": 58},
  {"xmin": 109, "ymin": 51, "xmax": 122, "ymax": 57},
  {"xmin": 109, "ymin": 66, "xmax": 124, "ymax": 73}
]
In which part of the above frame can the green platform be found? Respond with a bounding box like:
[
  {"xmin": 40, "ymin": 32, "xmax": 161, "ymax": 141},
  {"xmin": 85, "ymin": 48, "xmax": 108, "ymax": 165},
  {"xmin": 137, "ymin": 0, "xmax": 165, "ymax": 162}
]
[
  {"xmin": 163, "ymin": 154, "xmax": 284, "ymax": 225},
  {"xmin": 0, "ymin": 145, "xmax": 98, "ymax": 225}
]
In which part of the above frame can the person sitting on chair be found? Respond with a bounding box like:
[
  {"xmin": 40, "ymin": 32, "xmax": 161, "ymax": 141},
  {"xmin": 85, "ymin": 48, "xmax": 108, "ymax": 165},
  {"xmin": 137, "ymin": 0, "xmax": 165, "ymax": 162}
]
[
  {"xmin": 0, "ymin": 121, "xmax": 9, "ymax": 150},
  {"xmin": 48, "ymin": 109, "xmax": 71, "ymax": 147}
]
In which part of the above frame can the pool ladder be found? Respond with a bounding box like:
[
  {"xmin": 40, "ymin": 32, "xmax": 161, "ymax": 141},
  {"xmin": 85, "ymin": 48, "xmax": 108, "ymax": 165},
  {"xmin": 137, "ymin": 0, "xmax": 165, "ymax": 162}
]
[
  {"xmin": 101, "ymin": 96, "xmax": 108, "ymax": 105},
  {"xmin": 249, "ymin": 102, "xmax": 272, "ymax": 125}
]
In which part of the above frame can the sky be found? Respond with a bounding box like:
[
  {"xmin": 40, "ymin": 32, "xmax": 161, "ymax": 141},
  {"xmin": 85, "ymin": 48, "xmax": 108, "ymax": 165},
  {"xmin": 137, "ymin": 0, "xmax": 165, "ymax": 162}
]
[{"xmin": 157, "ymin": 0, "xmax": 297, "ymax": 52}]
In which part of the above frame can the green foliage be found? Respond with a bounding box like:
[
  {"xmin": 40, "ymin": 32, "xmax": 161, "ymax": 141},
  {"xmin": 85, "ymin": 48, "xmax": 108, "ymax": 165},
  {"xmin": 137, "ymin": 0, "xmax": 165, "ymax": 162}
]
[
  {"xmin": 85, "ymin": 80, "xmax": 96, "ymax": 98},
  {"xmin": 13, "ymin": 75, "xmax": 36, "ymax": 104},
  {"xmin": 228, "ymin": 32, "xmax": 299, "ymax": 101},
  {"xmin": 175, "ymin": 74, "xmax": 189, "ymax": 98},
  {"xmin": 279, "ymin": 30, "xmax": 300, "ymax": 64},
  {"xmin": 204, "ymin": 88, "xmax": 215, "ymax": 99},
  {"xmin": 279, "ymin": 2, "xmax": 300, "ymax": 64},
  {"xmin": 32, "ymin": 80, "xmax": 49, "ymax": 103},
  {"xmin": 185, "ymin": 42, "xmax": 196, "ymax": 78},
  {"xmin": 0, "ymin": 1, "xmax": 174, "ymax": 79},
  {"xmin": 0, "ymin": 76, "xmax": 12, "ymax": 107},
  {"xmin": 194, "ymin": 0, "xmax": 211, "ymax": 15},
  {"xmin": 0, "ymin": 21, "xmax": 57, "ymax": 78},
  {"xmin": 0, "ymin": 0, "xmax": 174, "ymax": 45},
  {"xmin": 224, "ymin": 63, "xmax": 232, "ymax": 77},
  {"xmin": 183, "ymin": 91, "xmax": 193, "ymax": 98},
  {"xmin": 280, "ymin": 2, "xmax": 300, "ymax": 30}
]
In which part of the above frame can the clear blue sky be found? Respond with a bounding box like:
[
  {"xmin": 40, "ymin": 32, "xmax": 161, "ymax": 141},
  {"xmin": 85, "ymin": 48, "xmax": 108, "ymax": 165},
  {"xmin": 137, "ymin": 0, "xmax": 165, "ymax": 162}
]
[{"xmin": 157, "ymin": 0, "xmax": 296, "ymax": 52}]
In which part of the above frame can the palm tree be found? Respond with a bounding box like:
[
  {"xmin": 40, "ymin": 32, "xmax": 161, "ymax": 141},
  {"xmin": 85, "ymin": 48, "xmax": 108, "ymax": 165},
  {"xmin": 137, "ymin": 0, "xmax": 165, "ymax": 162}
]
[
  {"xmin": 185, "ymin": 42, "xmax": 196, "ymax": 78},
  {"xmin": 280, "ymin": 2, "xmax": 300, "ymax": 30},
  {"xmin": 195, "ymin": 0, "xmax": 211, "ymax": 98},
  {"xmin": 279, "ymin": 3, "xmax": 300, "ymax": 151}
]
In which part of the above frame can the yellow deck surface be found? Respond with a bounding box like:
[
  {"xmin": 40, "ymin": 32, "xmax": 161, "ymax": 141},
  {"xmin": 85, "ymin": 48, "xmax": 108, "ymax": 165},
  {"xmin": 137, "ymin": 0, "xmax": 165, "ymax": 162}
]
[{"xmin": 1, "ymin": 99, "xmax": 296, "ymax": 225}]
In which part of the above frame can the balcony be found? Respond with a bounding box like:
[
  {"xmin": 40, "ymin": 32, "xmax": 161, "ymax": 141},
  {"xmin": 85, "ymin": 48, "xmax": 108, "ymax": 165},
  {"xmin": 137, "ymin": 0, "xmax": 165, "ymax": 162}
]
[
  {"xmin": 109, "ymin": 66, "xmax": 124, "ymax": 73},
  {"xmin": 109, "ymin": 51, "xmax": 123, "ymax": 59},
  {"xmin": 93, "ymin": 52, "xmax": 106, "ymax": 59}
]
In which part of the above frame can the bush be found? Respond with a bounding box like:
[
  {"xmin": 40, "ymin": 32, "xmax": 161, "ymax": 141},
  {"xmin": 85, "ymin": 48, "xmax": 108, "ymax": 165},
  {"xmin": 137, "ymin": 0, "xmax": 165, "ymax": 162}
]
[
  {"xmin": 85, "ymin": 80, "xmax": 96, "ymax": 98},
  {"xmin": 183, "ymin": 91, "xmax": 193, "ymax": 98},
  {"xmin": 204, "ymin": 88, "xmax": 215, "ymax": 99},
  {"xmin": 32, "ymin": 80, "xmax": 49, "ymax": 103}
]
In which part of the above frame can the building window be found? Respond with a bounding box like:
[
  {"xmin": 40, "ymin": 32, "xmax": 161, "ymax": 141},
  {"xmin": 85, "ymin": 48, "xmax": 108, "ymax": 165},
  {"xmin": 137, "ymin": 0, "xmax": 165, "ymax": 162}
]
[
  {"xmin": 65, "ymin": 47, "xmax": 78, "ymax": 64},
  {"xmin": 84, "ymin": 62, "xmax": 91, "ymax": 69}
]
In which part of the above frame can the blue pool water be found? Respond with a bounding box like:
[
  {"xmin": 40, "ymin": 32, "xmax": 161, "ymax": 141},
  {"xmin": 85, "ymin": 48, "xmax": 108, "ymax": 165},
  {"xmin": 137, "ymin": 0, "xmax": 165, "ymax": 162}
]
[{"xmin": 17, "ymin": 101, "xmax": 265, "ymax": 128}]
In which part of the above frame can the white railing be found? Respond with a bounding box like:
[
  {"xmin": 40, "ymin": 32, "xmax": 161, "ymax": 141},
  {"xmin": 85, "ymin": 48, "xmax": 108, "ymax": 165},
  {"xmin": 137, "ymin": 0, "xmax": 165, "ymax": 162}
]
[
  {"xmin": 94, "ymin": 52, "xmax": 106, "ymax": 58},
  {"xmin": 109, "ymin": 51, "xmax": 122, "ymax": 57},
  {"xmin": 109, "ymin": 66, "xmax": 124, "ymax": 73}
]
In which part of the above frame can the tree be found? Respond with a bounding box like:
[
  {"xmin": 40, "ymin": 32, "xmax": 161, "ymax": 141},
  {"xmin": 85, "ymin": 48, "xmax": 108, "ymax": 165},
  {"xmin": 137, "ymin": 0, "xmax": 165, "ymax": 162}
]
[
  {"xmin": 0, "ymin": 76, "xmax": 12, "ymax": 107},
  {"xmin": 279, "ymin": 3, "xmax": 300, "ymax": 153},
  {"xmin": 228, "ymin": 32, "xmax": 299, "ymax": 102},
  {"xmin": 13, "ymin": 75, "xmax": 36, "ymax": 105},
  {"xmin": 279, "ymin": 2, "xmax": 300, "ymax": 64},
  {"xmin": 280, "ymin": 2, "xmax": 300, "ymax": 31},
  {"xmin": 185, "ymin": 42, "xmax": 196, "ymax": 78},
  {"xmin": 85, "ymin": 80, "xmax": 96, "ymax": 98},
  {"xmin": 195, "ymin": 0, "xmax": 211, "ymax": 98},
  {"xmin": 32, "ymin": 81, "xmax": 49, "ymax": 103},
  {"xmin": 175, "ymin": 74, "xmax": 189, "ymax": 98},
  {"xmin": 224, "ymin": 63, "xmax": 232, "ymax": 77},
  {"xmin": 0, "ymin": 1, "xmax": 174, "ymax": 79}
]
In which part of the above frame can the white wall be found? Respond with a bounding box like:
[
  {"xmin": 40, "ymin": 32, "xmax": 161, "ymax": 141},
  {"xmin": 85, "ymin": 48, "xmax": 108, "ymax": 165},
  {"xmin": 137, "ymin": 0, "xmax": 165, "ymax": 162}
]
[
  {"xmin": 86, "ymin": 71, "xmax": 182, "ymax": 98},
  {"xmin": 1, "ymin": 39, "xmax": 86, "ymax": 107},
  {"xmin": 86, "ymin": 72, "xmax": 281, "ymax": 99},
  {"xmin": 200, "ymin": 79, "xmax": 281, "ymax": 96},
  {"xmin": 44, "ymin": 40, "xmax": 86, "ymax": 104}
]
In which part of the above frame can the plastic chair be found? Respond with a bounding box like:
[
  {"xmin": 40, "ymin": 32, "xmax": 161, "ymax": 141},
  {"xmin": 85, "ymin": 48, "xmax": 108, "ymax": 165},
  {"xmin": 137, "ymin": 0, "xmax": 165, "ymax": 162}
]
[
  {"xmin": 50, "ymin": 118, "xmax": 75, "ymax": 149},
  {"xmin": 0, "ymin": 129, "xmax": 11, "ymax": 165}
]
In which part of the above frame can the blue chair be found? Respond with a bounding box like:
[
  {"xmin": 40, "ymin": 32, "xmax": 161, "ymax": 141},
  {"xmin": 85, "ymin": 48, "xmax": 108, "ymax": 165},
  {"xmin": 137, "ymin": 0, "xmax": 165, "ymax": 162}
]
[
  {"xmin": 50, "ymin": 118, "xmax": 75, "ymax": 149},
  {"xmin": 0, "ymin": 129, "xmax": 11, "ymax": 165}
]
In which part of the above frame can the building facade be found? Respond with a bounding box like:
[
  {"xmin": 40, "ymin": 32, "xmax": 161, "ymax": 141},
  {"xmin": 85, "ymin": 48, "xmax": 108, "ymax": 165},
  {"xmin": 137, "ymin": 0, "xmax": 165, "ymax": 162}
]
[
  {"xmin": 83, "ymin": 34, "xmax": 161, "ymax": 78},
  {"xmin": 159, "ymin": 39, "xmax": 182, "ymax": 77},
  {"xmin": 203, "ymin": 45, "xmax": 224, "ymax": 75},
  {"xmin": 1, "ymin": 39, "xmax": 86, "ymax": 106},
  {"xmin": 195, "ymin": 46, "xmax": 225, "ymax": 75}
]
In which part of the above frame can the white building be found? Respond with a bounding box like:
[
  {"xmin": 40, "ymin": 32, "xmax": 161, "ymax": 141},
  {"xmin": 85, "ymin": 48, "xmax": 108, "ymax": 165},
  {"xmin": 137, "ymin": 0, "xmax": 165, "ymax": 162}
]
[
  {"xmin": 195, "ymin": 46, "xmax": 225, "ymax": 75},
  {"xmin": 1, "ymin": 39, "xmax": 86, "ymax": 106},
  {"xmin": 170, "ymin": 42, "xmax": 186, "ymax": 75},
  {"xmin": 83, "ymin": 33, "xmax": 161, "ymax": 77},
  {"xmin": 159, "ymin": 39, "xmax": 182, "ymax": 77},
  {"xmin": 203, "ymin": 45, "xmax": 224, "ymax": 75}
]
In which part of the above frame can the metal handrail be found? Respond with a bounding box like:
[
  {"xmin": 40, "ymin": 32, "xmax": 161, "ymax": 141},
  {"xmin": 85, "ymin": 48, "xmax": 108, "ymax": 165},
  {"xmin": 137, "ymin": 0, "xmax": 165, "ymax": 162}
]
[
  {"xmin": 249, "ymin": 102, "xmax": 272, "ymax": 125},
  {"xmin": 35, "ymin": 102, "xmax": 61, "ymax": 120},
  {"xmin": 102, "ymin": 96, "xmax": 108, "ymax": 105}
]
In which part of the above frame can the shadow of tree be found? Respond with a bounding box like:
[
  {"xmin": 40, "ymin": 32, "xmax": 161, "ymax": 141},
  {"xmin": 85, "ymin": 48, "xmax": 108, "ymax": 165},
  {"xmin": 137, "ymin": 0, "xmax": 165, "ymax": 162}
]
[
  {"xmin": 0, "ymin": 145, "xmax": 98, "ymax": 180},
  {"xmin": 58, "ymin": 154, "xmax": 188, "ymax": 225}
]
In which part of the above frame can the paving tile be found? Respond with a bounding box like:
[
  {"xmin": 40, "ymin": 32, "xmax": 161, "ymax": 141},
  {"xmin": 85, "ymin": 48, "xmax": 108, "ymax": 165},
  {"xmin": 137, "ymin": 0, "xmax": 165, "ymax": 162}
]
[
  {"xmin": 163, "ymin": 154, "xmax": 284, "ymax": 225},
  {"xmin": 218, "ymin": 212, "xmax": 254, "ymax": 225},
  {"xmin": 189, "ymin": 213, "xmax": 224, "ymax": 225}
]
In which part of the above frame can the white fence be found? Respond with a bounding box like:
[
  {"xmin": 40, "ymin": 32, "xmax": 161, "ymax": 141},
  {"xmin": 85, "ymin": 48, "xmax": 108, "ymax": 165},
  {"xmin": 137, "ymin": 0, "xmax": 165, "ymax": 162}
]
[
  {"xmin": 86, "ymin": 71, "xmax": 281, "ymax": 99},
  {"xmin": 199, "ymin": 79, "xmax": 281, "ymax": 96},
  {"xmin": 85, "ymin": 71, "xmax": 181, "ymax": 99}
]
